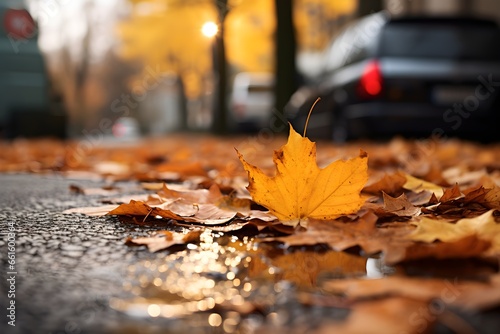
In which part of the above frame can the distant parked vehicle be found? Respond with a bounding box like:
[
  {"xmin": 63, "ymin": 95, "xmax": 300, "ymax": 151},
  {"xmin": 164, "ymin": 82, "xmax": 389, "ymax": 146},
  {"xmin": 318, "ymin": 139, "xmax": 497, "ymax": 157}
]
[
  {"xmin": 287, "ymin": 12, "xmax": 500, "ymax": 142},
  {"xmin": 229, "ymin": 72, "xmax": 274, "ymax": 131},
  {"xmin": 112, "ymin": 117, "xmax": 141, "ymax": 140},
  {"xmin": 0, "ymin": 2, "xmax": 66, "ymax": 138}
]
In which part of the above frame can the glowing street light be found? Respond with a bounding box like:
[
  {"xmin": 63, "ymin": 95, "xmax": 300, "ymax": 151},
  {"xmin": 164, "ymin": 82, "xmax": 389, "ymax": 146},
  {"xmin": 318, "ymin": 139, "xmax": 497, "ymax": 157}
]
[{"xmin": 201, "ymin": 21, "xmax": 218, "ymax": 38}]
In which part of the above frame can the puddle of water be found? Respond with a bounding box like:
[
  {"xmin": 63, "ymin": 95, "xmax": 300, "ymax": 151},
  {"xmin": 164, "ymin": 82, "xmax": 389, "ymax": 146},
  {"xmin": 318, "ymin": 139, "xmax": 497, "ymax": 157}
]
[
  {"xmin": 110, "ymin": 229, "xmax": 384, "ymax": 332},
  {"xmin": 248, "ymin": 245, "xmax": 367, "ymax": 288}
]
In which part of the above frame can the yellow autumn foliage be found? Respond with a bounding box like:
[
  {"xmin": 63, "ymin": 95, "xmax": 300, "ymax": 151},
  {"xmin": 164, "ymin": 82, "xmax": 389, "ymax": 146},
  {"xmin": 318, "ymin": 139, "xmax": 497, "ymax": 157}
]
[
  {"xmin": 294, "ymin": 0, "xmax": 357, "ymax": 50},
  {"xmin": 118, "ymin": 0, "xmax": 358, "ymax": 97},
  {"xmin": 117, "ymin": 0, "xmax": 217, "ymax": 97},
  {"xmin": 237, "ymin": 124, "xmax": 368, "ymax": 227}
]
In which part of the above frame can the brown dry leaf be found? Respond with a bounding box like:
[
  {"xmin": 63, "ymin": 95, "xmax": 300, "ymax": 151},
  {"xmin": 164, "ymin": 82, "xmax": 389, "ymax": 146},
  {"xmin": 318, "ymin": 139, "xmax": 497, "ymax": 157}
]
[
  {"xmin": 157, "ymin": 183, "xmax": 259, "ymax": 217},
  {"xmin": 315, "ymin": 297, "xmax": 431, "ymax": 334},
  {"xmin": 452, "ymin": 275, "xmax": 500, "ymax": 310},
  {"xmin": 322, "ymin": 275, "xmax": 486, "ymax": 303},
  {"xmin": 108, "ymin": 199, "xmax": 240, "ymax": 225},
  {"xmin": 462, "ymin": 185, "xmax": 488, "ymax": 203},
  {"xmin": 439, "ymin": 184, "xmax": 463, "ymax": 202},
  {"xmin": 382, "ymin": 192, "xmax": 421, "ymax": 217},
  {"xmin": 108, "ymin": 200, "xmax": 184, "ymax": 220},
  {"xmin": 66, "ymin": 181, "xmax": 269, "ymax": 225},
  {"xmin": 485, "ymin": 187, "xmax": 500, "ymax": 210},
  {"xmin": 403, "ymin": 174, "xmax": 444, "ymax": 198},
  {"xmin": 237, "ymin": 124, "xmax": 368, "ymax": 228},
  {"xmin": 263, "ymin": 211, "xmax": 413, "ymax": 255},
  {"xmin": 180, "ymin": 203, "xmax": 238, "ymax": 224},
  {"xmin": 410, "ymin": 210, "xmax": 500, "ymax": 254},
  {"xmin": 479, "ymin": 176, "xmax": 500, "ymax": 209},
  {"xmin": 157, "ymin": 183, "xmax": 223, "ymax": 204},
  {"xmin": 384, "ymin": 234, "xmax": 491, "ymax": 264},
  {"xmin": 126, "ymin": 230, "xmax": 201, "ymax": 252},
  {"xmin": 215, "ymin": 195, "xmax": 253, "ymax": 213},
  {"xmin": 406, "ymin": 190, "xmax": 434, "ymax": 206},
  {"xmin": 363, "ymin": 171, "xmax": 406, "ymax": 196},
  {"xmin": 245, "ymin": 210, "xmax": 277, "ymax": 222},
  {"xmin": 421, "ymin": 185, "xmax": 491, "ymax": 219},
  {"xmin": 160, "ymin": 199, "xmax": 202, "ymax": 217},
  {"xmin": 63, "ymin": 204, "xmax": 120, "ymax": 216},
  {"xmin": 318, "ymin": 276, "xmax": 498, "ymax": 333},
  {"xmin": 322, "ymin": 274, "xmax": 500, "ymax": 313}
]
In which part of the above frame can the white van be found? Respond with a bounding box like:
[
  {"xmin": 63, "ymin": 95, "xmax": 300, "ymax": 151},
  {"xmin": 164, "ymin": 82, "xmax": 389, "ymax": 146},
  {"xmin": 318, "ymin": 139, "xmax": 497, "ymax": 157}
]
[{"xmin": 229, "ymin": 72, "xmax": 274, "ymax": 131}]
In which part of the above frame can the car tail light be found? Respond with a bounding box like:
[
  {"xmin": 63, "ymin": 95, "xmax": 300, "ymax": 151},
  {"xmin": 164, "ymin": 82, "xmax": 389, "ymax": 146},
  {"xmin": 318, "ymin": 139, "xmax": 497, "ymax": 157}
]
[
  {"xmin": 358, "ymin": 60, "xmax": 383, "ymax": 99},
  {"xmin": 3, "ymin": 9, "xmax": 36, "ymax": 40}
]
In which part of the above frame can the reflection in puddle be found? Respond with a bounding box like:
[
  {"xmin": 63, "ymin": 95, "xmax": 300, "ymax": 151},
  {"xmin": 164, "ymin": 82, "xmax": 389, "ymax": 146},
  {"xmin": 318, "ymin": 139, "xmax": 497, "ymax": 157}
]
[
  {"xmin": 249, "ymin": 246, "xmax": 367, "ymax": 288},
  {"xmin": 111, "ymin": 229, "xmax": 374, "ymax": 332}
]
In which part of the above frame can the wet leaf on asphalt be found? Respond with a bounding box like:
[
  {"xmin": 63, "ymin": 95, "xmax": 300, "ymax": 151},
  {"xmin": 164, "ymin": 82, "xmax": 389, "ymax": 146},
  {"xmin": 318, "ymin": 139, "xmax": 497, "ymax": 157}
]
[{"xmin": 237, "ymin": 124, "xmax": 368, "ymax": 228}]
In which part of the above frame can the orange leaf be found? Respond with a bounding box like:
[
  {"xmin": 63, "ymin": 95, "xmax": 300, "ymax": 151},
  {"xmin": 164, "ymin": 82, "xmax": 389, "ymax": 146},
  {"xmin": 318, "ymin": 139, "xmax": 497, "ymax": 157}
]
[
  {"xmin": 382, "ymin": 192, "xmax": 421, "ymax": 217},
  {"xmin": 439, "ymin": 183, "xmax": 463, "ymax": 202},
  {"xmin": 126, "ymin": 230, "xmax": 201, "ymax": 252},
  {"xmin": 363, "ymin": 171, "xmax": 406, "ymax": 196},
  {"xmin": 237, "ymin": 124, "xmax": 368, "ymax": 227}
]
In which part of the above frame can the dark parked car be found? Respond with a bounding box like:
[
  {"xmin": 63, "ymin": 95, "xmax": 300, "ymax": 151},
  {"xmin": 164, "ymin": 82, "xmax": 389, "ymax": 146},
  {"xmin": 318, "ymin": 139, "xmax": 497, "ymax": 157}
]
[
  {"xmin": 287, "ymin": 12, "xmax": 500, "ymax": 142},
  {"xmin": 0, "ymin": 2, "xmax": 66, "ymax": 138}
]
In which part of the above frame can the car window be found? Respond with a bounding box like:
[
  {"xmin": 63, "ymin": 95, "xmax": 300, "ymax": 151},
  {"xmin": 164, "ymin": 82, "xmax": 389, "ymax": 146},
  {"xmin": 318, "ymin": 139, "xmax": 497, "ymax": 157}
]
[
  {"xmin": 379, "ymin": 22, "xmax": 500, "ymax": 60},
  {"xmin": 325, "ymin": 12, "xmax": 387, "ymax": 71}
]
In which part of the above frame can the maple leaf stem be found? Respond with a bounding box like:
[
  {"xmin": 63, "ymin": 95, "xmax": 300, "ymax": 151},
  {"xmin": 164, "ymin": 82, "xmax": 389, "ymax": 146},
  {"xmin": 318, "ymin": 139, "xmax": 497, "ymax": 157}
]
[{"xmin": 303, "ymin": 97, "xmax": 321, "ymax": 137}]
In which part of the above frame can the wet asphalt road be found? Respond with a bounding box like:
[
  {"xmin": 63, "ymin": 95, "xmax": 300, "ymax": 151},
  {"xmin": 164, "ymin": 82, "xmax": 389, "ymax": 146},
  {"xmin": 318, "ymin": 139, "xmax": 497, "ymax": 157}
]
[
  {"xmin": 0, "ymin": 173, "xmax": 174, "ymax": 334},
  {"xmin": 1, "ymin": 173, "xmax": 500, "ymax": 334},
  {"xmin": 0, "ymin": 174, "xmax": 326, "ymax": 334}
]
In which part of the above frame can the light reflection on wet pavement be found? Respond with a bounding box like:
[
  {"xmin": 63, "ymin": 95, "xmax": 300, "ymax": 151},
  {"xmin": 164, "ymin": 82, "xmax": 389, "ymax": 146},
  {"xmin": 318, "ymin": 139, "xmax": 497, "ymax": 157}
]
[
  {"xmin": 3, "ymin": 174, "xmax": 498, "ymax": 333},
  {"xmin": 111, "ymin": 229, "xmax": 378, "ymax": 333}
]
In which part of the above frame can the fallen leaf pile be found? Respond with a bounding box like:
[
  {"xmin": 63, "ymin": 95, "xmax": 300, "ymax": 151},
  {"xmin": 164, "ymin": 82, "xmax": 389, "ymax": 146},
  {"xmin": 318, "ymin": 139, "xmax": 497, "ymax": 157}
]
[{"xmin": 3, "ymin": 127, "xmax": 500, "ymax": 332}]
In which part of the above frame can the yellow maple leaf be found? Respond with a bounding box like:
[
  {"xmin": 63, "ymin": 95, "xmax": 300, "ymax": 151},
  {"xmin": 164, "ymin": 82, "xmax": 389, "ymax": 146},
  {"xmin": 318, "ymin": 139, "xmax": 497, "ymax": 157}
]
[
  {"xmin": 236, "ymin": 124, "xmax": 368, "ymax": 227},
  {"xmin": 403, "ymin": 174, "xmax": 444, "ymax": 198},
  {"xmin": 410, "ymin": 210, "xmax": 500, "ymax": 253}
]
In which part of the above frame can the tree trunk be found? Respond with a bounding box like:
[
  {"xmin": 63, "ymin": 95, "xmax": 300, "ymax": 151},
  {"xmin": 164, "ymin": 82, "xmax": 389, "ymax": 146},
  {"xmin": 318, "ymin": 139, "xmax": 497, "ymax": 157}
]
[
  {"xmin": 274, "ymin": 0, "xmax": 298, "ymax": 133},
  {"xmin": 211, "ymin": 0, "xmax": 228, "ymax": 135},
  {"xmin": 72, "ymin": 0, "xmax": 92, "ymax": 136}
]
